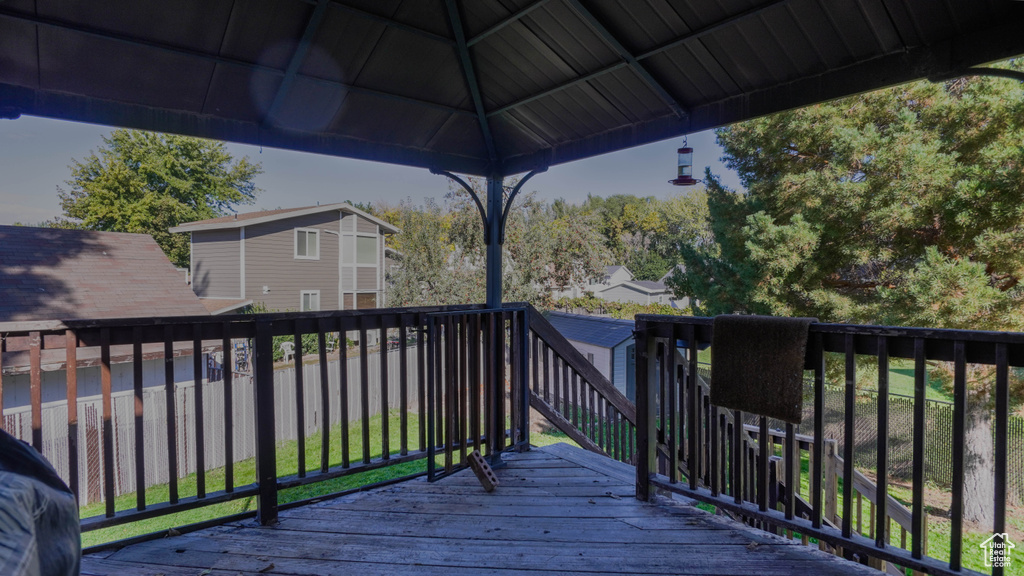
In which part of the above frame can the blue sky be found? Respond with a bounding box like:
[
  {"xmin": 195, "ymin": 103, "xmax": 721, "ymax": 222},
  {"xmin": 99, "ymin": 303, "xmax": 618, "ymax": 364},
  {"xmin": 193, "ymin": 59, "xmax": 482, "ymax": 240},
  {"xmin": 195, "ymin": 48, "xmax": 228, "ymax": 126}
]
[{"xmin": 0, "ymin": 115, "xmax": 743, "ymax": 225}]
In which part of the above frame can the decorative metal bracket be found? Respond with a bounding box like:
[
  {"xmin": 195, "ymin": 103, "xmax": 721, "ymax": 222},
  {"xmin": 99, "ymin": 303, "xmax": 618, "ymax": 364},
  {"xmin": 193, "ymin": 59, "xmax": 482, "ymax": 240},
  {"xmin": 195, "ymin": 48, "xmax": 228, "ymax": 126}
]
[
  {"xmin": 430, "ymin": 168, "xmax": 490, "ymax": 240},
  {"xmin": 499, "ymin": 167, "xmax": 546, "ymax": 245},
  {"xmin": 431, "ymin": 167, "xmax": 547, "ymax": 245}
]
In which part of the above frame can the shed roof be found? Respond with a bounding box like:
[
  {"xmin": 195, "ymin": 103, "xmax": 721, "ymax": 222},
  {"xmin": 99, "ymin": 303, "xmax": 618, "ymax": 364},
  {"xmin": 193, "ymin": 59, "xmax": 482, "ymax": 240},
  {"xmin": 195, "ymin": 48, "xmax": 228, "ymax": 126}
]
[
  {"xmin": 545, "ymin": 311, "xmax": 634, "ymax": 348},
  {"xmin": 0, "ymin": 226, "xmax": 209, "ymax": 323},
  {"xmin": 2, "ymin": 1, "xmax": 1022, "ymax": 177},
  {"xmin": 170, "ymin": 203, "xmax": 400, "ymax": 234}
]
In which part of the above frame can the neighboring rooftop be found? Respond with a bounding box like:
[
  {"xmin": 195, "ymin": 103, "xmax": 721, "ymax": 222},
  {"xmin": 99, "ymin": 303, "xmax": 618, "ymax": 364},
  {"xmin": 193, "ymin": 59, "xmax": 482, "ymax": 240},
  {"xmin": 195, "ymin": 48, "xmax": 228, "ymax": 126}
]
[
  {"xmin": 170, "ymin": 203, "xmax": 399, "ymax": 234},
  {"xmin": 0, "ymin": 226, "xmax": 209, "ymax": 323},
  {"xmin": 626, "ymin": 280, "xmax": 669, "ymax": 292},
  {"xmin": 545, "ymin": 311, "xmax": 634, "ymax": 348}
]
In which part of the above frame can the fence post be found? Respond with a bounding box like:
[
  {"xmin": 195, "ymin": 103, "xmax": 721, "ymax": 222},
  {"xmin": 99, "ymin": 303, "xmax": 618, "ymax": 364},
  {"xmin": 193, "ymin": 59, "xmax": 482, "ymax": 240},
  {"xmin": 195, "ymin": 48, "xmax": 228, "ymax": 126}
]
[
  {"xmin": 824, "ymin": 439, "xmax": 839, "ymax": 526},
  {"xmin": 635, "ymin": 318, "xmax": 658, "ymax": 501},
  {"xmin": 254, "ymin": 319, "xmax": 278, "ymax": 525}
]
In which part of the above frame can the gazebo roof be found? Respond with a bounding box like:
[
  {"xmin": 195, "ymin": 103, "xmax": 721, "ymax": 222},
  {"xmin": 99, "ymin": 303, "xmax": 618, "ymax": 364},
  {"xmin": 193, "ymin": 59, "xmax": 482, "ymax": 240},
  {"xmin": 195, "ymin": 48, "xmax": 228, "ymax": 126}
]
[{"xmin": 1, "ymin": 0, "xmax": 1022, "ymax": 177}]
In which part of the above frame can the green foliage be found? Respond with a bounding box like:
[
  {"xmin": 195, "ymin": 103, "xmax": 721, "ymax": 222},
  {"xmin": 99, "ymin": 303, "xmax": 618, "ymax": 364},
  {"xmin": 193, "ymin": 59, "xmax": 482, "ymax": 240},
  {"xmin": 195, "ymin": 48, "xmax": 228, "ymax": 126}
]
[
  {"xmin": 54, "ymin": 129, "xmax": 262, "ymax": 267},
  {"xmin": 551, "ymin": 295, "xmax": 690, "ymax": 320},
  {"xmin": 672, "ymin": 61, "xmax": 1024, "ymax": 333},
  {"xmin": 584, "ymin": 191, "xmax": 711, "ymax": 281},
  {"xmin": 382, "ymin": 179, "xmax": 613, "ymax": 307}
]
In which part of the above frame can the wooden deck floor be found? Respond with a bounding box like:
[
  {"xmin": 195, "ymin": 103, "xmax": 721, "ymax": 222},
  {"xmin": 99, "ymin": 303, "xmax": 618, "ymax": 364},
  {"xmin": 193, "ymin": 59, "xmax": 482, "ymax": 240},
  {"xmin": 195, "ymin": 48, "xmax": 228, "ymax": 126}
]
[{"xmin": 81, "ymin": 444, "xmax": 875, "ymax": 576}]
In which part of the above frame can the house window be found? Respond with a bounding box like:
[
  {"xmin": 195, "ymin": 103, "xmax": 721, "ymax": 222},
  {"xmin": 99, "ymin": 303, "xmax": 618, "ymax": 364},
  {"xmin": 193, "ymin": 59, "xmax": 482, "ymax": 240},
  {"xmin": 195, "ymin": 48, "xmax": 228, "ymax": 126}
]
[
  {"xmin": 356, "ymin": 293, "xmax": 377, "ymax": 309},
  {"xmin": 301, "ymin": 290, "xmax": 320, "ymax": 311},
  {"xmin": 357, "ymin": 236, "xmax": 377, "ymax": 264},
  {"xmin": 295, "ymin": 228, "xmax": 319, "ymax": 259}
]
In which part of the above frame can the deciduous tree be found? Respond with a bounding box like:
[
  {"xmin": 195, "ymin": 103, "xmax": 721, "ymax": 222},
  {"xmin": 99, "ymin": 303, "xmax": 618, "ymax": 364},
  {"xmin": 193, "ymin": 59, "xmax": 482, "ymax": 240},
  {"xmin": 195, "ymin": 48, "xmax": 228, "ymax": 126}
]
[
  {"xmin": 671, "ymin": 61, "xmax": 1024, "ymax": 525},
  {"xmin": 55, "ymin": 129, "xmax": 262, "ymax": 267}
]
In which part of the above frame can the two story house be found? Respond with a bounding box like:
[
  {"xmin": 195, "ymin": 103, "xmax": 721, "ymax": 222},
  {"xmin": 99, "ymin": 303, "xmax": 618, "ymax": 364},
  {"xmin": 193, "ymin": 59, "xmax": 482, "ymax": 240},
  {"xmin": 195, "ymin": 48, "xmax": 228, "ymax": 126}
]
[{"xmin": 171, "ymin": 204, "xmax": 399, "ymax": 313}]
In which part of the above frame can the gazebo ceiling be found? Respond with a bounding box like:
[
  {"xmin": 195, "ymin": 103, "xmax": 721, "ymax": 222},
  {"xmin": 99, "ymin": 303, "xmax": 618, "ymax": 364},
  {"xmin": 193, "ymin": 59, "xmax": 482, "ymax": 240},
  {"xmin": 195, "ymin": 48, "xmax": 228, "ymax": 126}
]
[{"xmin": 1, "ymin": 0, "xmax": 1023, "ymax": 177}]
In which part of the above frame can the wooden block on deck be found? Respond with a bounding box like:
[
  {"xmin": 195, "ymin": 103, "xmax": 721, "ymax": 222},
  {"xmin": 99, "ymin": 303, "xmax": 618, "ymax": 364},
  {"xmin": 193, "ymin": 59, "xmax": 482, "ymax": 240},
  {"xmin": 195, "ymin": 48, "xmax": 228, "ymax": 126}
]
[{"xmin": 468, "ymin": 450, "xmax": 499, "ymax": 492}]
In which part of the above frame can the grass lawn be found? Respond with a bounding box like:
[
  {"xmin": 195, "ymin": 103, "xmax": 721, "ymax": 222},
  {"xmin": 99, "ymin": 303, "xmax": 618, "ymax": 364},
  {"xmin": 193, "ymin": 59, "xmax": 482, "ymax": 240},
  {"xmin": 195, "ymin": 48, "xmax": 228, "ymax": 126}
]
[{"xmin": 82, "ymin": 411, "xmax": 578, "ymax": 548}]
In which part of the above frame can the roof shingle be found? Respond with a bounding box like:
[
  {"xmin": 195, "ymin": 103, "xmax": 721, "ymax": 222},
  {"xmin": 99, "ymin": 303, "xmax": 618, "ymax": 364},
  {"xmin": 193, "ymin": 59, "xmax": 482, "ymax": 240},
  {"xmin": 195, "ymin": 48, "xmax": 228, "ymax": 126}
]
[{"xmin": 0, "ymin": 226, "xmax": 209, "ymax": 323}]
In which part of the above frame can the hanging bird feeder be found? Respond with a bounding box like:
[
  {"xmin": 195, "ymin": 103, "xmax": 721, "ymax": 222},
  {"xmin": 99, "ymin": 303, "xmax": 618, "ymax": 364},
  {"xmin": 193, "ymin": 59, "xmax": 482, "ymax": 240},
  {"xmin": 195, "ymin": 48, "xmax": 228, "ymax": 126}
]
[{"xmin": 669, "ymin": 137, "xmax": 699, "ymax": 186}]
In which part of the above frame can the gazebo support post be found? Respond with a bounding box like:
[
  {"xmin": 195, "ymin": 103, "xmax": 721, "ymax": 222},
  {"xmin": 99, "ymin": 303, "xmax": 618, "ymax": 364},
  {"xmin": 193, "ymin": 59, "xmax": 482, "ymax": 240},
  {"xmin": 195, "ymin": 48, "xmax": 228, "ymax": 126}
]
[{"xmin": 485, "ymin": 175, "xmax": 503, "ymax": 308}]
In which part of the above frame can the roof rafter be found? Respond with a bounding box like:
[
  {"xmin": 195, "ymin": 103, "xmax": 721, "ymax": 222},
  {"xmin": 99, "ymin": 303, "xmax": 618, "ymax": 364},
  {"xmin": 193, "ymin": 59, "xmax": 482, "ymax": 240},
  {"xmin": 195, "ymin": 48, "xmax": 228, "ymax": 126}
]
[
  {"xmin": 564, "ymin": 0, "xmax": 686, "ymax": 119},
  {"xmin": 486, "ymin": 0, "xmax": 791, "ymax": 120},
  {"xmin": 263, "ymin": 0, "xmax": 332, "ymax": 127},
  {"xmin": 445, "ymin": 0, "xmax": 498, "ymax": 169},
  {"xmin": 467, "ymin": 0, "xmax": 552, "ymax": 47},
  {"xmin": 329, "ymin": 1, "xmax": 455, "ymax": 46}
]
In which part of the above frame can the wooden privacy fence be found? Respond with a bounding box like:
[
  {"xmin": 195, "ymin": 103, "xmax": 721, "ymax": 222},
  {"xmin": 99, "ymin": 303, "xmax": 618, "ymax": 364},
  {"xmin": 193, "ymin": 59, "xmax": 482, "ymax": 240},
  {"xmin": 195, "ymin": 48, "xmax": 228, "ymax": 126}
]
[
  {"xmin": 636, "ymin": 315, "xmax": 1019, "ymax": 576},
  {"xmin": 0, "ymin": 304, "xmax": 533, "ymax": 545},
  {"xmin": 1, "ymin": 345, "xmax": 421, "ymax": 505}
]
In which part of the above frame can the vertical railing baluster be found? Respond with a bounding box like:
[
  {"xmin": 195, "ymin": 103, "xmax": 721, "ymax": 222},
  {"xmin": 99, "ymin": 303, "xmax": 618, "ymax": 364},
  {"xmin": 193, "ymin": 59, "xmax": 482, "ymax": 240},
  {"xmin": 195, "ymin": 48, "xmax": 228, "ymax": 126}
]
[
  {"xmin": 875, "ymin": 336, "xmax": 889, "ymax": 549},
  {"xmin": 193, "ymin": 325, "xmax": 206, "ymax": 497},
  {"xmin": 733, "ymin": 410, "xmax": 743, "ymax": 505},
  {"xmin": 222, "ymin": 324, "xmax": 234, "ymax": 491},
  {"xmin": 470, "ymin": 314, "xmax": 481, "ymax": 452},
  {"xmin": 163, "ymin": 326, "xmax": 179, "ymax": 505},
  {"xmin": 497, "ymin": 311, "xmax": 507, "ymax": 451},
  {"xmin": 426, "ymin": 316, "xmax": 437, "ymax": 479},
  {"xmin": 571, "ymin": 370, "xmax": 579, "ymax": 429},
  {"xmin": 668, "ymin": 330, "xmax": 679, "ymax": 484},
  {"xmin": 758, "ymin": 416, "xmax": 769, "ymax": 512},
  {"xmin": 561, "ymin": 356, "xmax": 570, "ymax": 422},
  {"xmin": 293, "ymin": 329, "xmax": 305, "ymax": 477},
  {"xmin": 588, "ymin": 381, "xmax": 596, "ymax": 445},
  {"xmin": 399, "ymin": 317, "xmax": 409, "ymax": 456},
  {"xmin": 519, "ymin": 310, "xmax": 530, "ymax": 449},
  {"xmin": 444, "ymin": 317, "xmax": 454, "ymax": 472},
  {"xmin": 359, "ymin": 317, "xmax": 371, "ymax": 464},
  {"xmin": 994, "ymin": 342, "xmax": 1009, "ymax": 576},
  {"xmin": 380, "ymin": 320, "xmax": 390, "ymax": 461},
  {"xmin": 459, "ymin": 316, "xmax": 468, "ymax": 462},
  {"xmin": 483, "ymin": 313, "xmax": 492, "ymax": 457},
  {"xmin": 339, "ymin": 318, "xmax": 351, "ymax": 468},
  {"xmin": 949, "ymin": 340, "xmax": 967, "ymax": 571},
  {"xmin": 784, "ymin": 423, "xmax": 795, "ymax": 520},
  {"xmin": 688, "ymin": 326, "xmax": 699, "ymax": 490},
  {"xmin": 100, "ymin": 328, "xmax": 115, "ymax": 517},
  {"xmin": 911, "ymin": 338, "xmax": 926, "ymax": 560},
  {"xmin": 811, "ymin": 332, "xmax": 824, "ymax": 529},
  {"xmin": 842, "ymin": 333, "xmax": 855, "ymax": 537},
  {"xmin": 317, "ymin": 319, "xmax": 330, "ymax": 473},
  {"xmin": 133, "ymin": 327, "xmax": 146, "ymax": 510},
  {"xmin": 65, "ymin": 330, "xmax": 79, "ymax": 501},
  {"xmin": 28, "ymin": 331, "xmax": 42, "ymax": 452},
  {"xmin": 417, "ymin": 314, "xmax": 426, "ymax": 452}
]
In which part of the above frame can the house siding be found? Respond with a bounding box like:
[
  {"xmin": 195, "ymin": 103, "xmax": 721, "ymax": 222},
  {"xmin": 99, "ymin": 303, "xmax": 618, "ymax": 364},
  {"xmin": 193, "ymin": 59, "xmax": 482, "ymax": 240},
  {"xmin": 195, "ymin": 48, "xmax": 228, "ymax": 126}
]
[
  {"xmin": 565, "ymin": 339, "xmax": 612, "ymax": 381},
  {"xmin": 599, "ymin": 284, "xmax": 650, "ymax": 305},
  {"xmin": 192, "ymin": 229, "xmax": 241, "ymax": 298},
  {"xmin": 356, "ymin": 267, "xmax": 377, "ymax": 291},
  {"xmin": 356, "ymin": 218, "xmax": 377, "ymax": 234},
  {"xmin": 245, "ymin": 212, "xmax": 340, "ymax": 311}
]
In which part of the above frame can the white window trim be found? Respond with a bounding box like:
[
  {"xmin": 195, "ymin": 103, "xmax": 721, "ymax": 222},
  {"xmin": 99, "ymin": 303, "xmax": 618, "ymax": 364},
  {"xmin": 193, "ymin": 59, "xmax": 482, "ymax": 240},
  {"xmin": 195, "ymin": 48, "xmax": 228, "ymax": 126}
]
[
  {"xmin": 300, "ymin": 290, "xmax": 321, "ymax": 312},
  {"xmin": 294, "ymin": 228, "xmax": 321, "ymax": 260}
]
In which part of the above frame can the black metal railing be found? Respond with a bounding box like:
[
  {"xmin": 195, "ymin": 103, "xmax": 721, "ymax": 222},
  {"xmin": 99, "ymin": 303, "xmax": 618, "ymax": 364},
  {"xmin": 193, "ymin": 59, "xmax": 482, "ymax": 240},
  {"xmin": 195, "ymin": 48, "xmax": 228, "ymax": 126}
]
[
  {"xmin": 0, "ymin": 304, "xmax": 531, "ymax": 549},
  {"xmin": 635, "ymin": 315, "xmax": 1018, "ymax": 576}
]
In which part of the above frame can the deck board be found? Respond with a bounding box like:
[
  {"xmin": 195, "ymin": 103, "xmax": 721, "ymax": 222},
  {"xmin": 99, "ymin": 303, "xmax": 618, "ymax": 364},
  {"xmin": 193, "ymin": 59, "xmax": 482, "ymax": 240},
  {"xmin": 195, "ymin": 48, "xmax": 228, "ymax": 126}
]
[{"xmin": 82, "ymin": 444, "xmax": 876, "ymax": 576}]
